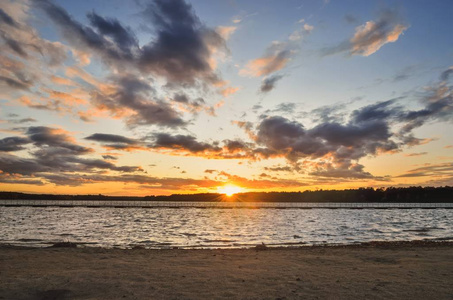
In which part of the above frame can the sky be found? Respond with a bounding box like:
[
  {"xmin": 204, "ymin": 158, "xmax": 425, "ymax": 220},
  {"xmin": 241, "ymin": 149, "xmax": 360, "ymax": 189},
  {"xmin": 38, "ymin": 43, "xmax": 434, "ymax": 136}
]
[{"xmin": 0, "ymin": 0, "xmax": 452, "ymax": 196}]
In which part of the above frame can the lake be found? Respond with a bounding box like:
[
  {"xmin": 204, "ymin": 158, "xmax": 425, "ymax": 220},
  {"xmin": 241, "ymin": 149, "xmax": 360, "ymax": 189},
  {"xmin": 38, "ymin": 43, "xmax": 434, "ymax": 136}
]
[{"xmin": 1, "ymin": 202, "xmax": 452, "ymax": 249}]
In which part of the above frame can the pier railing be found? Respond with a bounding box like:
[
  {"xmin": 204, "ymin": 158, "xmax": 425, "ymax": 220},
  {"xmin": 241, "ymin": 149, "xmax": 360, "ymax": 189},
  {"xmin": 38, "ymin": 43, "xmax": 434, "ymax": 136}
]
[{"xmin": 0, "ymin": 200, "xmax": 452, "ymax": 209}]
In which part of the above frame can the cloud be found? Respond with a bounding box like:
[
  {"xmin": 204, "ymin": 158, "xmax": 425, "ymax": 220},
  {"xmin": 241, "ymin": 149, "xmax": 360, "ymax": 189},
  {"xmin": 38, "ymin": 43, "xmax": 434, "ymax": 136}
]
[
  {"xmin": 34, "ymin": 0, "xmax": 138, "ymax": 64},
  {"xmin": 149, "ymin": 133, "xmax": 221, "ymax": 153},
  {"xmin": 2, "ymin": 0, "xmax": 232, "ymax": 130},
  {"xmin": 344, "ymin": 14, "xmax": 359, "ymax": 24},
  {"xmin": 249, "ymin": 67, "xmax": 452, "ymax": 179},
  {"xmin": 240, "ymin": 22, "xmax": 313, "ymax": 78},
  {"xmin": 91, "ymin": 75, "xmax": 187, "ymax": 127},
  {"xmin": 171, "ymin": 93, "xmax": 216, "ymax": 115},
  {"xmin": 0, "ymin": 75, "xmax": 31, "ymax": 91},
  {"xmin": 404, "ymin": 152, "xmax": 427, "ymax": 157},
  {"xmin": 260, "ymin": 74, "xmax": 284, "ymax": 93},
  {"xmin": 289, "ymin": 23, "xmax": 314, "ymax": 41},
  {"xmin": 308, "ymin": 161, "xmax": 377, "ymax": 179},
  {"xmin": 137, "ymin": 0, "xmax": 228, "ymax": 85},
  {"xmin": 102, "ymin": 155, "xmax": 118, "ymax": 160},
  {"xmin": 323, "ymin": 9, "xmax": 407, "ymax": 56},
  {"xmin": 85, "ymin": 133, "xmax": 146, "ymax": 151},
  {"xmin": 9, "ymin": 117, "xmax": 37, "ymax": 124},
  {"xmin": 395, "ymin": 162, "xmax": 453, "ymax": 178},
  {"xmin": 0, "ymin": 8, "xmax": 19, "ymax": 28},
  {"xmin": 0, "ymin": 136, "xmax": 31, "ymax": 152},
  {"xmin": 264, "ymin": 165, "xmax": 293, "ymax": 173},
  {"xmin": 0, "ymin": 126, "xmax": 143, "ymax": 179},
  {"xmin": 85, "ymin": 133, "xmax": 138, "ymax": 145},
  {"xmin": 240, "ymin": 42, "xmax": 295, "ymax": 77},
  {"xmin": 441, "ymin": 66, "xmax": 453, "ymax": 81},
  {"xmin": 0, "ymin": 173, "xmax": 44, "ymax": 186},
  {"xmin": 216, "ymin": 26, "xmax": 237, "ymax": 40},
  {"xmin": 216, "ymin": 171, "xmax": 306, "ymax": 189},
  {"xmin": 27, "ymin": 126, "xmax": 91, "ymax": 154}
]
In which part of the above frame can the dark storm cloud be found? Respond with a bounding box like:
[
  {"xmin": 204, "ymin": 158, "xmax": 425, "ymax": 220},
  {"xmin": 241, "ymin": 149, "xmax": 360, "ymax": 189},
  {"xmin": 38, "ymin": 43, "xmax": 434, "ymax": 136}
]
[
  {"xmin": 34, "ymin": 0, "xmax": 226, "ymax": 86},
  {"xmin": 398, "ymin": 85, "xmax": 453, "ymax": 134},
  {"xmin": 87, "ymin": 12, "xmax": 139, "ymax": 55},
  {"xmin": 0, "ymin": 126, "xmax": 143, "ymax": 179},
  {"xmin": 0, "ymin": 8, "xmax": 19, "ymax": 27},
  {"xmin": 0, "ymin": 174, "xmax": 44, "ymax": 185},
  {"xmin": 85, "ymin": 133, "xmax": 139, "ymax": 145},
  {"xmin": 0, "ymin": 137, "xmax": 31, "ymax": 152},
  {"xmin": 257, "ymin": 103, "xmax": 401, "ymax": 158},
  {"xmin": 0, "ymin": 153, "xmax": 51, "ymax": 175},
  {"xmin": 85, "ymin": 133, "xmax": 146, "ymax": 151},
  {"xmin": 251, "ymin": 67, "xmax": 452, "ymax": 179},
  {"xmin": 138, "ymin": 0, "xmax": 225, "ymax": 84},
  {"xmin": 440, "ymin": 67, "xmax": 453, "ymax": 81},
  {"xmin": 171, "ymin": 93, "xmax": 210, "ymax": 115},
  {"xmin": 1, "ymin": 35, "xmax": 28, "ymax": 57},
  {"xmin": 310, "ymin": 121, "xmax": 392, "ymax": 148},
  {"xmin": 150, "ymin": 133, "xmax": 221, "ymax": 153},
  {"xmin": 64, "ymin": 157, "xmax": 142, "ymax": 173},
  {"xmin": 33, "ymin": 0, "xmax": 136, "ymax": 63},
  {"xmin": 0, "ymin": 75, "xmax": 31, "ymax": 90},
  {"xmin": 91, "ymin": 75, "xmax": 186, "ymax": 127},
  {"xmin": 264, "ymin": 165, "xmax": 293, "ymax": 173},
  {"xmin": 223, "ymin": 140, "xmax": 251, "ymax": 152},
  {"xmin": 255, "ymin": 116, "xmax": 330, "ymax": 160},
  {"xmin": 173, "ymin": 94, "xmax": 190, "ymax": 104},
  {"xmin": 102, "ymin": 155, "xmax": 118, "ymax": 160},
  {"xmin": 26, "ymin": 126, "xmax": 92, "ymax": 154},
  {"xmin": 350, "ymin": 99, "xmax": 398, "ymax": 123},
  {"xmin": 260, "ymin": 75, "xmax": 284, "ymax": 93},
  {"xmin": 254, "ymin": 105, "xmax": 399, "ymax": 178},
  {"xmin": 29, "ymin": 171, "xmax": 219, "ymax": 188}
]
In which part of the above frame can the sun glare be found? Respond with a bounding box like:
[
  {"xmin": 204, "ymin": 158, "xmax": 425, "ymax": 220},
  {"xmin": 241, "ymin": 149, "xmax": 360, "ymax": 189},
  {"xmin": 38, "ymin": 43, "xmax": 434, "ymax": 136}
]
[{"xmin": 217, "ymin": 185, "xmax": 242, "ymax": 197}]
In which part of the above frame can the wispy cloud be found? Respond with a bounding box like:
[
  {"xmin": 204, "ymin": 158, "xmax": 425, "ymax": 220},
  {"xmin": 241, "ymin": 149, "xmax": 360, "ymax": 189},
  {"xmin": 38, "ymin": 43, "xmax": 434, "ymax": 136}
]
[
  {"xmin": 322, "ymin": 9, "xmax": 408, "ymax": 56},
  {"xmin": 240, "ymin": 22, "xmax": 314, "ymax": 78}
]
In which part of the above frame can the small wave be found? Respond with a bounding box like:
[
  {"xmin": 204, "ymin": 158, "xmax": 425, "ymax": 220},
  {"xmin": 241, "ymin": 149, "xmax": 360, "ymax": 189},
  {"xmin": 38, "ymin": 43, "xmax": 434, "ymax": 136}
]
[
  {"xmin": 403, "ymin": 227, "xmax": 444, "ymax": 233},
  {"xmin": 17, "ymin": 238, "xmax": 43, "ymax": 242},
  {"xmin": 428, "ymin": 236, "xmax": 453, "ymax": 241},
  {"xmin": 203, "ymin": 239, "xmax": 236, "ymax": 243},
  {"xmin": 181, "ymin": 233, "xmax": 197, "ymax": 237}
]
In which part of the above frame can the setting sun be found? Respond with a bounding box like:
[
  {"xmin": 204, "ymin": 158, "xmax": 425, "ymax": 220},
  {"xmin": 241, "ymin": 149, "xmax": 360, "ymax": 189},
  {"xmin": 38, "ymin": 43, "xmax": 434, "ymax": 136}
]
[{"xmin": 217, "ymin": 185, "xmax": 243, "ymax": 197}]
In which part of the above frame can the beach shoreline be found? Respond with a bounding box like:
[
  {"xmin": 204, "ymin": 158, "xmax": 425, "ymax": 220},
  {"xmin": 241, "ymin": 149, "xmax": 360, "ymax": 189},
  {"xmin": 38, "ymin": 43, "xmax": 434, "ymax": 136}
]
[{"xmin": 1, "ymin": 241, "xmax": 452, "ymax": 299}]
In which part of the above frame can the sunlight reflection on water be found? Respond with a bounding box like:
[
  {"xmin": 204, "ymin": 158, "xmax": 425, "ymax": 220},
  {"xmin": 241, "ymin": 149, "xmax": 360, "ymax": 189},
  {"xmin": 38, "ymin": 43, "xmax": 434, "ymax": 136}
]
[{"xmin": 1, "ymin": 206, "xmax": 452, "ymax": 248}]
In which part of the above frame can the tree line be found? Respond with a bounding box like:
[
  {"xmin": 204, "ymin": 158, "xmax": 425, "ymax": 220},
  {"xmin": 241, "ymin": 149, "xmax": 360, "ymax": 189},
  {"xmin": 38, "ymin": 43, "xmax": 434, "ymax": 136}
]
[{"xmin": 0, "ymin": 186, "xmax": 452, "ymax": 203}]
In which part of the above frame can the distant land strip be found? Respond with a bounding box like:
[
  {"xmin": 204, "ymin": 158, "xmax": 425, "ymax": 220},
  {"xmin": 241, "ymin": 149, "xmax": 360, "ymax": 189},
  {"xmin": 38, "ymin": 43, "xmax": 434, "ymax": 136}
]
[{"xmin": 0, "ymin": 187, "xmax": 452, "ymax": 203}]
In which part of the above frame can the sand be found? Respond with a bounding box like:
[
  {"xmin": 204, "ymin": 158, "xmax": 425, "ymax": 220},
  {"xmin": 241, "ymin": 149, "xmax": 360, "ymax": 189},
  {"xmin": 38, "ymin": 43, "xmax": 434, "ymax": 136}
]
[{"xmin": 1, "ymin": 242, "xmax": 452, "ymax": 300}]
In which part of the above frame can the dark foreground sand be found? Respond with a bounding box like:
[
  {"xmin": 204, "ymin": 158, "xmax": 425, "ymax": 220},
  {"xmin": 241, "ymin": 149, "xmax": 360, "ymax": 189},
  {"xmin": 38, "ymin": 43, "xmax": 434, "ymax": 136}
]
[{"xmin": 1, "ymin": 242, "xmax": 452, "ymax": 300}]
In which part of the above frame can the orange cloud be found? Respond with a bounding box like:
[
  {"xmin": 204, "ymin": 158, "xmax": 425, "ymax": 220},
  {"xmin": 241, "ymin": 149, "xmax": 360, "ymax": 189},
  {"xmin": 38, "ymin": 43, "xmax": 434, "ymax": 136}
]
[
  {"xmin": 350, "ymin": 22, "xmax": 407, "ymax": 56},
  {"xmin": 240, "ymin": 50, "xmax": 291, "ymax": 77}
]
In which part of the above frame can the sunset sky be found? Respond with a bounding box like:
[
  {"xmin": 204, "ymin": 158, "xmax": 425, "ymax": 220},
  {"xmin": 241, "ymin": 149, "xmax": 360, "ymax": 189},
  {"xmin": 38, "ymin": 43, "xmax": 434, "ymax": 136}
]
[{"xmin": 0, "ymin": 0, "xmax": 452, "ymax": 196}]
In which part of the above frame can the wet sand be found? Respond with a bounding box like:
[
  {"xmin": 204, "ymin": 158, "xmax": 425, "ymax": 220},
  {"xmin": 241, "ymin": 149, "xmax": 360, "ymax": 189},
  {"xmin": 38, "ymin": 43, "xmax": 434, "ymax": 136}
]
[{"xmin": 1, "ymin": 242, "xmax": 452, "ymax": 300}]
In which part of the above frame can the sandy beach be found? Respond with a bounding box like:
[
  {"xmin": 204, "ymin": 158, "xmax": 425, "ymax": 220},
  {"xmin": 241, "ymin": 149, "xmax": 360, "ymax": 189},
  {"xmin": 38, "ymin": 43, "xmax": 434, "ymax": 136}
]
[{"xmin": 0, "ymin": 242, "xmax": 452, "ymax": 300}]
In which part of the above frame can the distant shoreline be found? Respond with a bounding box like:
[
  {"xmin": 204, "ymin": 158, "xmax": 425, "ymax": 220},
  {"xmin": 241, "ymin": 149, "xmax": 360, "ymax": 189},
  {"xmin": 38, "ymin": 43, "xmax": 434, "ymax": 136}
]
[{"xmin": 1, "ymin": 186, "xmax": 452, "ymax": 203}]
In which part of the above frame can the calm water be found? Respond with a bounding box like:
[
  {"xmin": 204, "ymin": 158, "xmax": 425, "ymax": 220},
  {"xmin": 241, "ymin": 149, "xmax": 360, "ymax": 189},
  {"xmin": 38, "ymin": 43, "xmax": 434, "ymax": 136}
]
[{"xmin": 1, "ymin": 205, "xmax": 452, "ymax": 248}]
